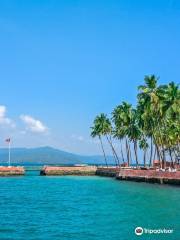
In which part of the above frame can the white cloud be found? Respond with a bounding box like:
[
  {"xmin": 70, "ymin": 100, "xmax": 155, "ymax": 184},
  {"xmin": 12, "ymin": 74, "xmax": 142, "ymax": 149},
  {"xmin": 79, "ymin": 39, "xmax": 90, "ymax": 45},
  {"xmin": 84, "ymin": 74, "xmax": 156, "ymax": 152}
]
[
  {"xmin": 0, "ymin": 105, "xmax": 15, "ymax": 128},
  {"xmin": 20, "ymin": 115, "xmax": 48, "ymax": 133}
]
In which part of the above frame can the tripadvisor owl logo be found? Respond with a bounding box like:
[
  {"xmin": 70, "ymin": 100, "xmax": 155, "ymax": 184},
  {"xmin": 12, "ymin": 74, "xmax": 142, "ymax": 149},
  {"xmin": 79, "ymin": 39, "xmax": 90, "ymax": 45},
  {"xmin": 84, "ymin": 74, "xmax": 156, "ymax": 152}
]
[
  {"xmin": 135, "ymin": 227, "xmax": 173, "ymax": 235},
  {"xmin": 135, "ymin": 227, "xmax": 143, "ymax": 236}
]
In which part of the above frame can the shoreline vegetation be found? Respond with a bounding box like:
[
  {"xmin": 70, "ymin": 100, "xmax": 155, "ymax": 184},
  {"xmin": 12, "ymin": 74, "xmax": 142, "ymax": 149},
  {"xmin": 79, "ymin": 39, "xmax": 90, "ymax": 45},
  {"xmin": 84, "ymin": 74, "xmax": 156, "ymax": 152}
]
[{"xmin": 91, "ymin": 75, "xmax": 180, "ymax": 170}]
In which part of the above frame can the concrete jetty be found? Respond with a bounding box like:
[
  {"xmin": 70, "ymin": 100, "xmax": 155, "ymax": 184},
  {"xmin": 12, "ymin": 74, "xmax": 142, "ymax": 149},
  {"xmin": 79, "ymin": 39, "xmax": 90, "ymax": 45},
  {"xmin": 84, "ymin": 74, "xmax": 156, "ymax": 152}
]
[
  {"xmin": 40, "ymin": 166, "xmax": 180, "ymax": 185},
  {"xmin": 96, "ymin": 167, "xmax": 180, "ymax": 185},
  {"xmin": 116, "ymin": 169, "xmax": 180, "ymax": 185},
  {"xmin": 0, "ymin": 166, "xmax": 25, "ymax": 176},
  {"xmin": 40, "ymin": 166, "xmax": 97, "ymax": 176}
]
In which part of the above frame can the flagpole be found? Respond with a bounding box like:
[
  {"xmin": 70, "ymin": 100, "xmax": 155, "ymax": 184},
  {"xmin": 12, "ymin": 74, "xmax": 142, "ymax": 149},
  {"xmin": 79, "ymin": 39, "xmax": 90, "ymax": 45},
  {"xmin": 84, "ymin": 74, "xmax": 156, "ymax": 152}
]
[{"xmin": 8, "ymin": 141, "xmax": 11, "ymax": 167}]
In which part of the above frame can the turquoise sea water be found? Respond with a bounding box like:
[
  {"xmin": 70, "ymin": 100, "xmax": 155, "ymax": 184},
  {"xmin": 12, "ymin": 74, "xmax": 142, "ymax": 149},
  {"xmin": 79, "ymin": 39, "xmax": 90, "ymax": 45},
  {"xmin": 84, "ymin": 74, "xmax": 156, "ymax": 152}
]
[{"xmin": 0, "ymin": 171, "xmax": 179, "ymax": 240}]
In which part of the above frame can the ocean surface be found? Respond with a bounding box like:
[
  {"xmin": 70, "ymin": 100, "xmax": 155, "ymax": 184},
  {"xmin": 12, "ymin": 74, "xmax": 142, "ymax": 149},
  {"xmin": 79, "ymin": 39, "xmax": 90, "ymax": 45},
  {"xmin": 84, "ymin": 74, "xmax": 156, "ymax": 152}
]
[{"xmin": 0, "ymin": 171, "xmax": 179, "ymax": 240}]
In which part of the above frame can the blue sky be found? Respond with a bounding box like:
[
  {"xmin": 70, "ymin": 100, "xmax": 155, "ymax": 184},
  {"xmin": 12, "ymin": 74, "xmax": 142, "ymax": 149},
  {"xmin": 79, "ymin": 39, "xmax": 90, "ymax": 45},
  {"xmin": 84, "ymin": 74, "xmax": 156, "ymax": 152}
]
[{"xmin": 0, "ymin": 0, "xmax": 179, "ymax": 155}]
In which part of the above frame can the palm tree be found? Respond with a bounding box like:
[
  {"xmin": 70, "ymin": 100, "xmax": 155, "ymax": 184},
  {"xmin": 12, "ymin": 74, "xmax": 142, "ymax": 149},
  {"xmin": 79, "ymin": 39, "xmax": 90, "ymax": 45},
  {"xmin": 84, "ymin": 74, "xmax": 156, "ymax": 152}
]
[
  {"xmin": 157, "ymin": 81, "xmax": 180, "ymax": 166},
  {"xmin": 127, "ymin": 109, "xmax": 141, "ymax": 167},
  {"xmin": 91, "ymin": 114, "xmax": 120, "ymax": 167},
  {"xmin": 139, "ymin": 138, "xmax": 149, "ymax": 167},
  {"xmin": 137, "ymin": 75, "xmax": 161, "ymax": 166},
  {"xmin": 99, "ymin": 114, "xmax": 120, "ymax": 166},
  {"xmin": 112, "ymin": 105, "xmax": 126, "ymax": 164},
  {"xmin": 112, "ymin": 102, "xmax": 133, "ymax": 166},
  {"xmin": 91, "ymin": 115, "xmax": 108, "ymax": 167},
  {"xmin": 91, "ymin": 75, "xmax": 179, "ymax": 169}
]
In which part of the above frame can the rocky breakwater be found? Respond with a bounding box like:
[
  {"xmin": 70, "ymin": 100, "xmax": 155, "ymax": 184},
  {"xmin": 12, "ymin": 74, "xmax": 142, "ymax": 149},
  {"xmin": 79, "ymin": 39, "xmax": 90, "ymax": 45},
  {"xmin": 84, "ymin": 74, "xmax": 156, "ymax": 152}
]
[
  {"xmin": 40, "ymin": 166, "xmax": 97, "ymax": 176},
  {"xmin": 0, "ymin": 166, "xmax": 25, "ymax": 176},
  {"xmin": 116, "ymin": 169, "xmax": 180, "ymax": 185}
]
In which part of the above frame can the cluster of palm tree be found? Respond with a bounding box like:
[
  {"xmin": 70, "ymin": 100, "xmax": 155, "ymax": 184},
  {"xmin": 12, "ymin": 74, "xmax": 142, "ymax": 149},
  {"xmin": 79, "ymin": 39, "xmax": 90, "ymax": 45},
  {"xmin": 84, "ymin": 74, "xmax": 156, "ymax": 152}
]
[{"xmin": 91, "ymin": 75, "xmax": 180, "ymax": 168}]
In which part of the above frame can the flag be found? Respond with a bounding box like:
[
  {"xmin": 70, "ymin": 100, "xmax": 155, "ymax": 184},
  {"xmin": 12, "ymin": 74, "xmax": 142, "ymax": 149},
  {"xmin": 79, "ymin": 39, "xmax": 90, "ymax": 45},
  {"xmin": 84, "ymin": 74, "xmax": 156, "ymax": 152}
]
[{"xmin": 5, "ymin": 138, "xmax": 10, "ymax": 143}]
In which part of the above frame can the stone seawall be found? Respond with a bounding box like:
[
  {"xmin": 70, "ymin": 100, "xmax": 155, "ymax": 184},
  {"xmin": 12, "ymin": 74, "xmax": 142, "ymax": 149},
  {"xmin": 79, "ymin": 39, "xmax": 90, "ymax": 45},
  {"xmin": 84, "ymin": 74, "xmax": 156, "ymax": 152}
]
[
  {"xmin": 40, "ymin": 166, "xmax": 97, "ymax": 176},
  {"xmin": 0, "ymin": 166, "xmax": 25, "ymax": 176},
  {"xmin": 117, "ymin": 169, "xmax": 180, "ymax": 185},
  {"xmin": 95, "ymin": 167, "xmax": 119, "ymax": 177},
  {"xmin": 40, "ymin": 166, "xmax": 180, "ymax": 185}
]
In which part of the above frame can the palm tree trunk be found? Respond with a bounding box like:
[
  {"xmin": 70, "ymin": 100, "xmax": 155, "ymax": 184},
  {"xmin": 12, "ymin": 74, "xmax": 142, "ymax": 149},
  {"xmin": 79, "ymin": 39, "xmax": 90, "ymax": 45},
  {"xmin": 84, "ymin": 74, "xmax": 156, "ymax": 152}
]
[
  {"xmin": 143, "ymin": 149, "xmax": 147, "ymax": 167},
  {"xmin": 111, "ymin": 148, "xmax": 118, "ymax": 167},
  {"xmin": 126, "ymin": 138, "xmax": 130, "ymax": 166},
  {"xmin": 172, "ymin": 148, "xmax": 178, "ymax": 164},
  {"xmin": 169, "ymin": 147, "xmax": 173, "ymax": 168},
  {"xmin": 149, "ymin": 136, "xmax": 153, "ymax": 166},
  {"xmin": 156, "ymin": 119, "xmax": 166, "ymax": 168},
  {"xmin": 128, "ymin": 141, "xmax": 132, "ymax": 165},
  {"xmin": 162, "ymin": 145, "xmax": 166, "ymax": 169},
  {"xmin": 99, "ymin": 136, "xmax": 108, "ymax": 168},
  {"xmin": 150, "ymin": 117, "xmax": 163, "ymax": 167},
  {"xmin": 106, "ymin": 135, "xmax": 120, "ymax": 167},
  {"xmin": 162, "ymin": 118, "xmax": 172, "ymax": 168},
  {"xmin": 120, "ymin": 139, "xmax": 125, "ymax": 163},
  {"xmin": 133, "ymin": 141, "xmax": 139, "ymax": 167},
  {"xmin": 152, "ymin": 133, "xmax": 163, "ymax": 166},
  {"xmin": 155, "ymin": 143, "xmax": 163, "ymax": 168},
  {"xmin": 153, "ymin": 147, "xmax": 157, "ymax": 161},
  {"xmin": 109, "ymin": 136, "xmax": 120, "ymax": 165}
]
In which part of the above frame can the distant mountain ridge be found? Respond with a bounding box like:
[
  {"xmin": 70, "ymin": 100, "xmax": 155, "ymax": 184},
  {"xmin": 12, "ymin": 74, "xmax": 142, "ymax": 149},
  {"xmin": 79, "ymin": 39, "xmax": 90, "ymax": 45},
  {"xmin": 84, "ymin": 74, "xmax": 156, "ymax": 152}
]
[{"xmin": 0, "ymin": 146, "xmax": 114, "ymax": 165}]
